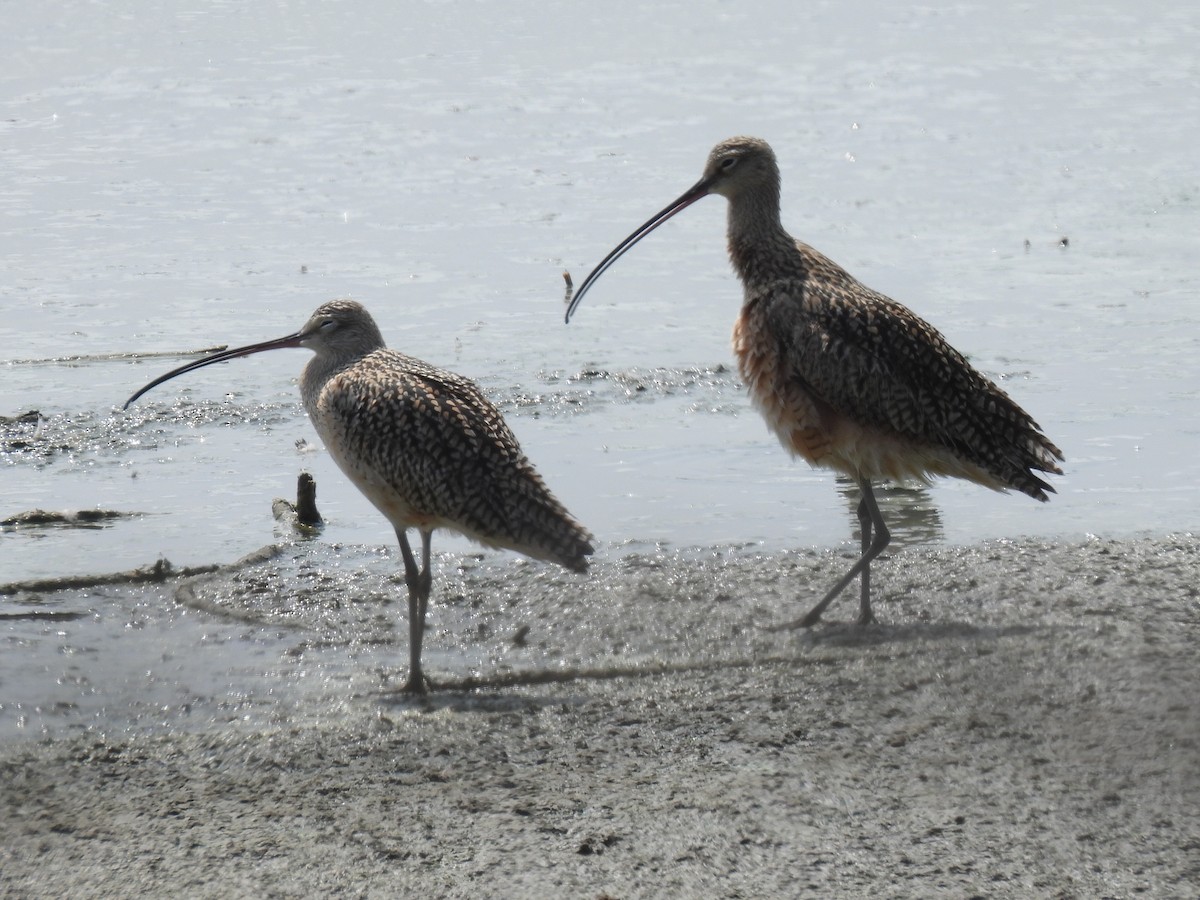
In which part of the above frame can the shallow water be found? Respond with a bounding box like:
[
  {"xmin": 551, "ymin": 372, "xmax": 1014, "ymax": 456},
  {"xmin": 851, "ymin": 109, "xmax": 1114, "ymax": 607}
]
[{"xmin": 2, "ymin": 1, "xmax": 1198, "ymax": 739}]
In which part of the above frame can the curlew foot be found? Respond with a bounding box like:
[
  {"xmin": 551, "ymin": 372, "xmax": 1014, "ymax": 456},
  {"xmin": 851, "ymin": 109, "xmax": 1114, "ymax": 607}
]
[{"xmin": 397, "ymin": 671, "xmax": 433, "ymax": 695}]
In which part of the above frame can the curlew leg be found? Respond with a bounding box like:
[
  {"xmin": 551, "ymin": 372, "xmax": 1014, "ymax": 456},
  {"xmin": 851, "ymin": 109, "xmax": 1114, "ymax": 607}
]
[
  {"xmin": 856, "ymin": 490, "xmax": 875, "ymax": 625},
  {"xmin": 853, "ymin": 481, "xmax": 889, "ymax": 625},
  {"xmin": 770, "ymin": 477, "xmax": 891, "ymax": 630},
  {"xmin": 396, "ymin": 528, "xmax": 433, "ymax": 693}
]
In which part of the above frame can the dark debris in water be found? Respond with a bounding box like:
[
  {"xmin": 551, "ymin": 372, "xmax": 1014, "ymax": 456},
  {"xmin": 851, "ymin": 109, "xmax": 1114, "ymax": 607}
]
[
  {"xmin": 0, "ymin": 557, "xmax": 220, "ymax": 597},
  {"xmin": 2, "ymin": 400, "xmax": 303, "ymax": 468},
  {"xmin": 0, "ymin": 609, "xmax": 88, "ymax": 622},
  {"xmin": 1, "ymin": 508, "xmax": 144, "ymax": 530},
  {"xmin": 565, "ymin": 363, "xmax": 735, "ymax": 392},
  {"xmin": 272, "ymin": 472, "xmax": 324, "ymax": 531},
  {"xmin": 492, "ymin": 364, "xmax": 743, "ymax": 417},
  {"xmin": 0, "ymin": 410, "xmax": 42, "ymax": 426}
]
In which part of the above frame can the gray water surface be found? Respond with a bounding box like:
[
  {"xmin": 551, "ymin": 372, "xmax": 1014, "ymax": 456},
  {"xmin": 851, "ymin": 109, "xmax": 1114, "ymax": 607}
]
[{"xmin": 2, "ymin": 1, "xmax": 1197, "ymax": 738}]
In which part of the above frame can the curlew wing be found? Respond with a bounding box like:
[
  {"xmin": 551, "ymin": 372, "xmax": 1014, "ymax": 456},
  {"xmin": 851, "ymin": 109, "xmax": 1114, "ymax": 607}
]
[
  {"xmin": 755, "ymin": 251, "xmax": 1063, "ymax": 499},
  {"xmin": 311, "ymin": 349, "xmax": 594, "ymax": 569}
]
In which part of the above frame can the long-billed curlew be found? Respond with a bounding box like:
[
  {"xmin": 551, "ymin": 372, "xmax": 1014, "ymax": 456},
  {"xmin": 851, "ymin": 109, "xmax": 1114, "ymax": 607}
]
[
  {"xmin": 565, "ymin": 136, "xmax": 1062, "ymax": 628},
  {"xmin": 126, "ymin": 299, "xmax": 594, "ymax": 691}
]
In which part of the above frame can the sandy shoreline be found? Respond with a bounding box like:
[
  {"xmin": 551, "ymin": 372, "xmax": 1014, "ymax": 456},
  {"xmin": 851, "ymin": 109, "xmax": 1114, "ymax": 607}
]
[{"xmin": 2, "ymin": 535, "xmax": 1197, "ymax": 898}]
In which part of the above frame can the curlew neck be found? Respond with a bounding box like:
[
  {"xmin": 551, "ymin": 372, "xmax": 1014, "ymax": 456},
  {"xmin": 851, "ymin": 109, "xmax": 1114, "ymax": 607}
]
[{"xmin": 722, "ymin": 167, "xmax": 799, "ymax": 291}]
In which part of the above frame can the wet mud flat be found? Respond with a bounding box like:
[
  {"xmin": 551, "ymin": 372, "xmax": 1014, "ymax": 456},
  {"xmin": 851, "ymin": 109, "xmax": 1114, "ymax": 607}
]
[{"xmin": 1, "ymin": 535, "xmax": 1197, "ymax": 898}]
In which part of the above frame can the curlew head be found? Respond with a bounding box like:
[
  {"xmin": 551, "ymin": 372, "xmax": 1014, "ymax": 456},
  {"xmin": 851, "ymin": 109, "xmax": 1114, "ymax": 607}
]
[
  {"xmin": 695, "ymin": 136, "xmax": 780, "ymax": 202},
  {"xmin": 564, "ymin": 136, "xmax": 781, "ymax": 323},
  {"xmin": 123, "ymin": 298, "xmax": 386, "ymax": 409}
]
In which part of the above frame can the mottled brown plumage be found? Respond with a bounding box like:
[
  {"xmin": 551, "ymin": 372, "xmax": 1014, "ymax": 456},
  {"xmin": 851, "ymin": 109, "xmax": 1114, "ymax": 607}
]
[
  {"xmin": 300, "ymin": 301, "xmax": 593, "ymax": 571},
  {"xmin": 126, "ymin": 299, "xmax": 593, "ymax": 692},
  {"xmin": 566, "ymin": 136, "xmax": 1062, "ymax": 628}
]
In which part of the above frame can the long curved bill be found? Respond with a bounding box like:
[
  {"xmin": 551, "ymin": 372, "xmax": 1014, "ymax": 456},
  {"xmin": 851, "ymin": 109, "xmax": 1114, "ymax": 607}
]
[
  {"xmin": 564, "ymin": 172, "xmax": 715, "ymax": 323},
  {"xmin": 123, "ymin": 331, "xmax": 306, "ymax": 410}
]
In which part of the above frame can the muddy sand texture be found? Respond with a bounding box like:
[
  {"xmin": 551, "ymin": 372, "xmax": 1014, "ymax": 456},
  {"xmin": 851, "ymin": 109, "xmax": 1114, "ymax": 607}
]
[{"xmin": 1, "ymin": 536, "xmax": 1197, "ymax": 898}]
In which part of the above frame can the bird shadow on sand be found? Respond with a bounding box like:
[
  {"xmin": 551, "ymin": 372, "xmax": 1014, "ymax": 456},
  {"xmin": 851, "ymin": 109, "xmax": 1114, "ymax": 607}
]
[
  {"xmin": 370, "ymin": 618, "xmax": 1038, "ymax": 713},
  {"xmin": 777, "ymin": 619, "xmax": 1043, "ymax": 649},
  {"xmin": 370, "ymin": 655, "xmax": 822, "ymax": 714}
]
